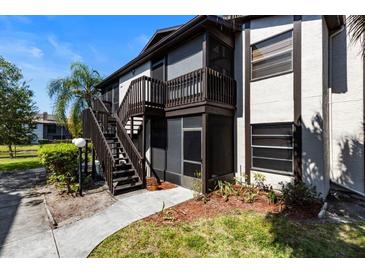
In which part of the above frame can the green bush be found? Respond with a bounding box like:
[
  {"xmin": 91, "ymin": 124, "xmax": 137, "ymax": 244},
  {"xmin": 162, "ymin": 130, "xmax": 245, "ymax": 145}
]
[
  {"xmin": 38, "ymin": 139, "xmax": 51, "ymax": 145},
  {"xmin": 279, "ymin": 180, "xmax": 320, "ymax": 208},
  {"xmin": 38, "ymin": 143, "xmax": 78, "ymax": 193},
  {"xmin": 52, "ymin": 139, "xmax": 73, "ymax": 144}
]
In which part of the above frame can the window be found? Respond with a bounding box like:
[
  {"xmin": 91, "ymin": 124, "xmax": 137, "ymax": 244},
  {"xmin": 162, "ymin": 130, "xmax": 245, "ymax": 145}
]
[
  {"xmin": 251, "ymin": 30, "xmax": 293, "ymax": 81},
  {"xmin": 209, "ymin": 37, "xmax": 233, "ymax": 77},
  {"xmin": 251, "ymin": 123, "xmax": 294, "ymax": 174},
  {"xmin": 47, "ymin": 124, "xmax": 57, "ymax": 134}
]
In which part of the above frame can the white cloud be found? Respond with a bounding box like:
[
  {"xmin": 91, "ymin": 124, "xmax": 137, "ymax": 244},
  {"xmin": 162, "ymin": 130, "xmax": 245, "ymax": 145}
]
[
  {"xmin": 47, "ymin": 34, "xmax": 82, "ymax": 61},
  {"xmin": 0, "ymin": 39, "xmax": 44, "ymax": 59},
  {"xmin": 29, "ymin": 46, "xmax": 44, "ymax": 58}
]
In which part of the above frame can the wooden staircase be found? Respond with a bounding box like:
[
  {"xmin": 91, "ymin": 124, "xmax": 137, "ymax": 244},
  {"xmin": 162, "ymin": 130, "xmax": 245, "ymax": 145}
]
[
  {"xmin": 83, "ymin": 98, "xmax": 144, "ymax": 194},
  {"xmin": 83, "ymin": 67, "xmax": 236, "ymax": 195},
  {"xmin": 103, "ymin": 117, "xmax": 142, "ymax": 193}
]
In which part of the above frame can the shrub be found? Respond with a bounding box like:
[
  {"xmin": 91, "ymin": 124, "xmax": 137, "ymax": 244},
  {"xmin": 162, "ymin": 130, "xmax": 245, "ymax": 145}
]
[
  {"xmin": 38, "ymin": 139, "xmax": 51, "ymax": 145},
  {"xmin": 38, "ymin": 143, "xmax": 79, "ymax": 193},
  {"xmin": 52, "ymin": 139, "xmax": 73, "ymax": 144},
  {"xmin": 279, "ymin": 180, "xmax": 320, "ymax": 208}
]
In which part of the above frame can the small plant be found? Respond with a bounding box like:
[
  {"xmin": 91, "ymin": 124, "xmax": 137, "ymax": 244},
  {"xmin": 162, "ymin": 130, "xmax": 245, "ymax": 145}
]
[
  {"xmin": 38, "ymin": 143, "xmax": 78, "ymax": 194},
  {"xmin": 241, "ymin": 188, "xmax": 259, "ymax": 203},
  {"xmin": 192, "ymin": 171, "xmax": 202, "ymax": 196},
  {"xmin": 192, "ymin": 171, "xmax": 209, "ymax": 203},
  {"xmin": 235, "ymin": 171, "xmax": 249, "ymax": 186},
  {"xmin": 267, "ymin": 188, "xmax": 278, "ymax": 204},
  {"xmin": 159, "ymin": 201, "xmax": 176, "ymax": 222},
  {"xmin": 279, "ymin": 180, "xmax": 320, "ymax": 208},
  {"xmin": 217, "ymin": 180, "xmax": 237, "ymax": 201},
  {"xmin": 253, "ymin": 172, "xmax": 268, "ymax": 189}
]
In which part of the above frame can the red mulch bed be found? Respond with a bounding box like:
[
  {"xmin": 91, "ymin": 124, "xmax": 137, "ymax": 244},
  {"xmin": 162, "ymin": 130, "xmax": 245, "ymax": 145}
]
[{"xmin": 145, "ymin": 191, "xmax": 322, "ymax": 225}]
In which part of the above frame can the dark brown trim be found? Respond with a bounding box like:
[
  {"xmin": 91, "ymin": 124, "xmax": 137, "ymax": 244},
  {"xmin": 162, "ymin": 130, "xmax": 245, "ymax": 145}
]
[
  {"xmin": 202, "ymin": 113, "xmax": 208, "ymax": 194},
  {"xmin": 165, "ymin": 103, "xmax": 235, "ymax": 118},
  {"xmin": 293, "ymin": 15, "xmax": 302, "ymax": 182},
  {"xmin": 97, "ymin": 15, "xmax": 238, "ymax": 89},
  {"xmin": 203, "ymin": 32, "xmax": 208, "ymax": 67},
  {"xmin": 244, "ymin": 21, "xmax": 251, "ymax": 182}
]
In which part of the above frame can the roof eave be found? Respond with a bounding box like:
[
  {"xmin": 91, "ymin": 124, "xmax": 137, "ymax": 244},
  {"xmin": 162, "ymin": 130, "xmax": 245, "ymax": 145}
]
[{"xmin": 96, "ymin": 15, "xmax": 239, "ymax": 89}]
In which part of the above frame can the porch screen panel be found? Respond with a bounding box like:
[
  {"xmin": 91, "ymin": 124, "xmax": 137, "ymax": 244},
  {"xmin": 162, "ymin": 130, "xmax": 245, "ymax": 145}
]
[
  {"xmin": 166, "ymin": 118, "xmax": 182, "ymax": 175},
  {"xmin": 151, "ymin": 118, "xmax": 167, "ymax": 178},
  {"xmin": 208, "ymin": 37, "xmax": 233, "ymax": 77},
  {"xmin": 112, "ymin": 85, "xmax": 119, "ymax": 113},
  {"xmin": 208, "ymin": 115, "xmax": 234, "ymax": 177}
]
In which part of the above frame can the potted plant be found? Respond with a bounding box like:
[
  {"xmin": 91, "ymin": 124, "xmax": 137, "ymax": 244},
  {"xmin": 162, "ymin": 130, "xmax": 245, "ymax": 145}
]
[{"xmin": 146, "ymin": 177, "xmax": 159, "ymax": 191}]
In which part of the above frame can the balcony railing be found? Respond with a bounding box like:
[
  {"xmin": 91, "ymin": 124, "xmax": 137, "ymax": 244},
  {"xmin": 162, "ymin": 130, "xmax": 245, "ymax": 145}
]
[
  {"xmin": 166, "ymin": 67, "xmax": 236, "ymax": 108},
  {"xmin": 114, "ymin": 67, "xmax": 235, "ymax": 125},
  {"xmin": 117, "ymin": 76, "xmax": 166, "ymax": 125}
]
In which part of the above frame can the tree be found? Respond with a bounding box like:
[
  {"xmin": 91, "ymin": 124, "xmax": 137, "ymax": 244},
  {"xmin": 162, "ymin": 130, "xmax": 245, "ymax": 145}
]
[
  {"xmin": 0, "ymin": 56, "xmax": 38, "ymax": 157},
  {"xmin": 347, "ymin": 15, "xmax": 365, "ymax": 57},
  {"xmin": 48, "ymin": 62, "xmax": 102, "ymax": 138}
]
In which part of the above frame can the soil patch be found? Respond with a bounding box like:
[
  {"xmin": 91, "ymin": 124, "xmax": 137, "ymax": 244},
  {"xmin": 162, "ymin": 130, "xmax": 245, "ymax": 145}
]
[
  {"xmin": 146, "ymin": 192, "xmax": 280, "ymax": 225},
  {"xmin": 42, "ymin": 183, "xmax": 116, "ymax": 227},
  {"xmin": 146, "ymin": 192, "xmax": 322, "ymax": 225}
]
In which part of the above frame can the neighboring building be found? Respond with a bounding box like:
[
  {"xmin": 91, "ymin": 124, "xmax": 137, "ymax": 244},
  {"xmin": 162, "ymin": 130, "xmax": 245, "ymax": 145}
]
[
  {"xmin": 33, "ymin": 112, "xmax": 71, "ymax": 143},
  {"xmin": 84, "ymin": 15, "xmax": 364, "ymax": 198}
]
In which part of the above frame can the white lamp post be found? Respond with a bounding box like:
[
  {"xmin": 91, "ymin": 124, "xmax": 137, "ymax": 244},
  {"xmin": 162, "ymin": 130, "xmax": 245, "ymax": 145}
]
[{"xmin": 73, "ymin": 138, "xmax": 86, "ymax": 196}]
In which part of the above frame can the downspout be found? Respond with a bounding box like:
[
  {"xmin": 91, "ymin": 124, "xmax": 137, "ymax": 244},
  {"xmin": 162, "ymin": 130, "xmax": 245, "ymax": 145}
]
[{"xmin": 328, "ymin": 25, "xmax": 345, "ymax": 184}]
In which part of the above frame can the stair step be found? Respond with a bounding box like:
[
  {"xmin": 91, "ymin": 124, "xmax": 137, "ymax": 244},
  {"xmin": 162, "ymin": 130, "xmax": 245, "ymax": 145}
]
[
  {"xmin": 114, "ymin": 157, "xmax": 130, "ymax": 163},
  {"xmin": 113, "ymin": 150, "xmax": 126, "ymax": 156},
  {"xmin": 114, "ymin": 162, "xmax": 132, "ymax": 169},
  {"xmin": 104, "ymin": 133, "xmax": 116, "ymax": 138},
  {"xmin": 112, "ymin": 169, "xmax": 135, "ymax": 177},
  {"xmin": 112, "ymin": 175, "xmax": 139, "ymax": 186},
  {"xmin": 113, "ymin": 180, "xmax": 143, "ymax": 192}
]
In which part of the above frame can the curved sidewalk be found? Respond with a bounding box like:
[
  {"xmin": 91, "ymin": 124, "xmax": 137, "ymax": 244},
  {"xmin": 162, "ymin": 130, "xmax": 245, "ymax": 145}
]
[
  {"xmin": 0, "ymin": 170, "xmax": 193, "ymax": 258},
  {"xmin": 53, "ymin": 186, "xmax": 194, "ymax": 257}
]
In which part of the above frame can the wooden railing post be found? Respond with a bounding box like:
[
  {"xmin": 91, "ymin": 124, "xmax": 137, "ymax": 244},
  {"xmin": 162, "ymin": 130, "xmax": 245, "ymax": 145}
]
[
  {"xmin": 84, "ymin": 139, "xmax": 88, "ymax": 176},
  {"xmin": 141, "ymin": 115, "xmax": 146, "ymax": 187}
]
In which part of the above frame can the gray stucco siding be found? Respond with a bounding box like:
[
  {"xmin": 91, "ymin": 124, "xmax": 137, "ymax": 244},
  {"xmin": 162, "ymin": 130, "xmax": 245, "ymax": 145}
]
[
  {"xmin": 301, "ymin": 15, "xmax": 327, "ymax": 196},
  {"xmin": 167, "ymin": 35, "xmax": 203, "ymax": 80},
  {"xmin": 118, "ymin": 61, "xmax": 151, "ymax": 104},
  {"xmin": 330, "ymin": 24, "xmax": 364, "ymax": 193}
]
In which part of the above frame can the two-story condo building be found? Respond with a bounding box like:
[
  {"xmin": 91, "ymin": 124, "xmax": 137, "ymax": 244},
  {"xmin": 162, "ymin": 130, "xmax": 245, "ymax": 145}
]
[{"xmin": 83, "ymin": 15, "xmax": 364, "ymax": 198}]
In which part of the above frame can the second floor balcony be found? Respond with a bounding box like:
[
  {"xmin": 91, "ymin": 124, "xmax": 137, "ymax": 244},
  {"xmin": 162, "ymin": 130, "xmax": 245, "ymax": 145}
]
[{"xmin": 114, "ymin": 67, "xmax": 236, "ymax": 124}]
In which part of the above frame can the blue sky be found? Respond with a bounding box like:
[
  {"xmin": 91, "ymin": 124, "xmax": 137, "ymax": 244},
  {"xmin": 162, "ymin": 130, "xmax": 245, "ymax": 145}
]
[{"xmin": 0, "ymin": 15, "xmax": 193, "ymax": 113}]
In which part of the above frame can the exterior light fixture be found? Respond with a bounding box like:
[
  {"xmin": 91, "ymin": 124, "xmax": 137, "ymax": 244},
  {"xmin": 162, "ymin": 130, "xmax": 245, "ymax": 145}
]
[{"xmin": 72, "ymin": 138, "xmax": 86, "ymax": 196}]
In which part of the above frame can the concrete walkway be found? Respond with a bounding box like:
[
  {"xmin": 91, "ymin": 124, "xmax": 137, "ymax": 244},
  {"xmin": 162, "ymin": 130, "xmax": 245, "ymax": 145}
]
[{"xmin": 0, "ymin": 168, "xmax": 193, "ymax": 258}]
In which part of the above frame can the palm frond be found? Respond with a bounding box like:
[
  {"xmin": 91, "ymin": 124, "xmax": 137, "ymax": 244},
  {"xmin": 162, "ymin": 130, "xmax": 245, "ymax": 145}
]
[{"xmin": 347, "ymin": 15, "xmax": 365, "ymax": 57}]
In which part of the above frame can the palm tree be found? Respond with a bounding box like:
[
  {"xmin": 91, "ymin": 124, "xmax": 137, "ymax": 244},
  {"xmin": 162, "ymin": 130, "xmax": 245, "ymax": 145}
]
[
  {"xmin": 48, "ymin": 62, "xmax": 102, "ymax": 137},
  {"xmin": 347, "ymin": 15, "xmax": 365, "ymax": 57}
]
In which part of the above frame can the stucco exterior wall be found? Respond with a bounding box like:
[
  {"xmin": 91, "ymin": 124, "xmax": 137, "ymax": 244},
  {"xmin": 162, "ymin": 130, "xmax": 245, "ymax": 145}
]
[
  {"xmin": 118, "ymin": 61, "xmax": 151, "ymax": 104},
  {"xmin": 167, "ymin": 35, "xmax": 203, "ymax": 80},
  {"xmin": 301, "ymin": 15, "xmax": 328, "ymax": 196},
  {"xmin": 330, "ymin": 24, "xmax": 364, "ymax": 193},
  {"xmin": 249, "ymin": 16, "xmax": 294, "ymax": 186}
]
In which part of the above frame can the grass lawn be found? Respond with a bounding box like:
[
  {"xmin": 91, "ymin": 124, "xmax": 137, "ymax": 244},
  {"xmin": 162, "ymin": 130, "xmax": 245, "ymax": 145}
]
[
  {"xmin": 0, "ymin": 145, "xmax": 42, "ymax": 171},
  {"xmin": 90, "ymin": 211, "xmax": 365, "ymax": 258},
  {"xmin": 0, "ymin": 156, "xmax": 42, "ymax": 171},
  {"xmin": 0, "ymin": 144, "xmax": 40, "ymax": 152}
]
